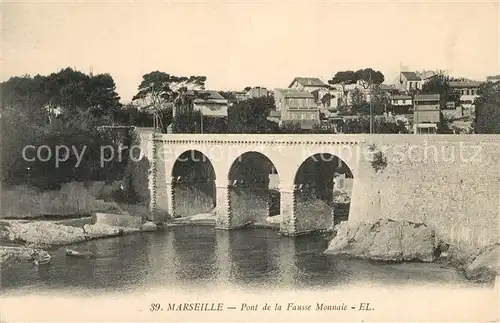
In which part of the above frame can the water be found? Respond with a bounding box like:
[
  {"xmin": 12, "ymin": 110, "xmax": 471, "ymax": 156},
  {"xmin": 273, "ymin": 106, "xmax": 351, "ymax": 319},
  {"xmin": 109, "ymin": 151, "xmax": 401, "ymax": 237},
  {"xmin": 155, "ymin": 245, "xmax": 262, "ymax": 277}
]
[{"xmin": 1, "ymin": 226, "xmax": 480, "ymax": 295}]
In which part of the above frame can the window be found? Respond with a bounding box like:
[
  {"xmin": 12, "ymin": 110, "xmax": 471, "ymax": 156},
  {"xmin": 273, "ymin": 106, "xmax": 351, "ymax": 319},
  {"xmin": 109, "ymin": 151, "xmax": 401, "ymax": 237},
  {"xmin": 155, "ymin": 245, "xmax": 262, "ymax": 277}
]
[
  {"xmin": 418, "ymin": 126, "xmax": 437, "ymax": 134},
  {"xmin": 416, "ymin": 100, "xmax": 439, "ymax": 106},
  {"xmin": 338, "ymin": 178, "xmax": 345, "ymax": 189}
]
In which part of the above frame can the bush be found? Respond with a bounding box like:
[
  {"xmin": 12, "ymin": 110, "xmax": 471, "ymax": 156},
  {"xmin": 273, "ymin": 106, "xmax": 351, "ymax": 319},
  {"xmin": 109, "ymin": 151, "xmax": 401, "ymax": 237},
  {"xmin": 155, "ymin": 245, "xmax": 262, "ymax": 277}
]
[{"xmin": 1, "ymin": 111, "xmax": 130, "ymax": 190}]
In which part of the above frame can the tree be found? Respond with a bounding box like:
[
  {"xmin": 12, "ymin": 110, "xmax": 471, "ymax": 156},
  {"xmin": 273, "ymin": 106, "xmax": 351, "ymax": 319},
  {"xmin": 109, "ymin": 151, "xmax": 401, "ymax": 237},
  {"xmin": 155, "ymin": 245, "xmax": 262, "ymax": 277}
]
[
  {"xmin": 474, "ymin": 81, "xmax": 500, "ymax": 133},
  {"xmin": 421, "ymin": 73, "xmax": 461, "ymax": 110},
  {"xmin": 328, "ymin": 71, "xmax": 357, "ymax": 106},
  {"xmin": 228, "ymin": 96, "xmax": 276, "ymax": 133},
  {"xmin": 341, "ymin": 117, "xmax": 369, "ymax": 133},
  {"xmin": 279, "ymin": 121, "xmax": 307, "ymax": 134},
  {"xmin": 1, "ymin": 68, "xmax": 124, "ymax": 189},
  {"xmin": 1, "ymin": 75, "xmax": 51, "ymax": 125},
  {"xmin": 132, "ymin": 71, "xmax": 207, "ymax": 131},
  {"xmin": 219, "ymin": 91, "xmax": 238, "ymax": 104},
  {"xmin": 320, "ymin": 93, "xmax": 332, "ymax": 107},
  {"xmin": 339, "ymin": 116, "xmax": 408, "ymax": 134},
  {"xmin": 371, "ymin": 85, "xmax": 391, "ymax": 115},
  {"xmin": 437, "ymin": 112, "xmax": 454, "ymax": 134},
  {"xmin": 133, "ymin": 71, "xmax": 206, "ymax": 106},
  {"xmin": 374, "ymin": 118, "xmax": 408, "ymax": 134},
  {"xmin": 1, "ymin": 68, "xmax": 121, "ymax": 126},
  {"xmin": 44, "ymin": 68, "xmax": 88, "ymax": 116},
  {"xmin": 38, "ymin": 68, "xmax": 122, "ymax": 124},
  {"xmin": 355, "ymin": 68, "xmax": 385, "ymax": 89},
  {"xmin": 85, "ymin": 73, "xmax": 121, "ymax": 120},
  {"xmin": 114, "ymin": 104, "xmax": 153, "ymax": 127},
  {"xmin": 350, "ymin": 88, "xmax": 367, "ymax": 114}
]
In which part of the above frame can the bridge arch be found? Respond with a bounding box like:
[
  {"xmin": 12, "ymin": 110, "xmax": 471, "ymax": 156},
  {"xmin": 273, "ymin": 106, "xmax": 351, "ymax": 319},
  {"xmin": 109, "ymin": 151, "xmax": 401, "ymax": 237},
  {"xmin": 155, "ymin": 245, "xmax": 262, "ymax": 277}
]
[
  {"xmin": 171, "ymin": 150, "xmax": 216, "ymax": 218},
  {"xmin": 293, "ymin": 153, "xmax": 354, "ymax": 233},
  {"xmin": 227, "ymin": 151, "xmax": 280, "ymax": 227}
]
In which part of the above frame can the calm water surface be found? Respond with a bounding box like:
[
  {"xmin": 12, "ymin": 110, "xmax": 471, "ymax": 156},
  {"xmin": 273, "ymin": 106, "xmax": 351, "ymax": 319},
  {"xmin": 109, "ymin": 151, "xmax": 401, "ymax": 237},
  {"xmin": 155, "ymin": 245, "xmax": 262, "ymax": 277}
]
[{"xmin": 1, "ymin": 226, "xmax": 481, "ymax": 295}]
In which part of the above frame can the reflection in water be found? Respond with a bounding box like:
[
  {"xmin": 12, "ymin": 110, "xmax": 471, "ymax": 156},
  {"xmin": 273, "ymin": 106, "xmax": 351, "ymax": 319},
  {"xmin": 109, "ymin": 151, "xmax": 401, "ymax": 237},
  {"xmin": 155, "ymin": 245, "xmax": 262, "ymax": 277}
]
[
  {"xmin": 143, "ymin": 229, "xmax": 176, "ymax": 288},
  {"xmin": 226, "ymin": 229, "xmax": 281, "ymax": 288},
  {"xmin": 1, "ymin": 227, "xmax": 477, "ymax": 294},
  {"xmin": 215, "ymin": 231, "xmax": 232, "ymax": 285},
  {"xmin": 172, "ymin": 226, "xmax": 217, "ymax": 285}
]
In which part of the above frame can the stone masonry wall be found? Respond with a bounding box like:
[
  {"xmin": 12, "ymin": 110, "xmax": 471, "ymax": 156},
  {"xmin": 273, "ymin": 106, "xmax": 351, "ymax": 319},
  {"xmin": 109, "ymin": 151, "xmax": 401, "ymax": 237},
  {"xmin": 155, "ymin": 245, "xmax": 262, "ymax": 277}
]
[
  {"xmin": 354, "ymin": 135, "xmax": 500, "ymax": 249},
  {"xmin": 295, "ymin": 190, "xmax": 333, "ymax": 232},
  {"xmin": 229, "ymin": 187, "xmax": 269, "ymax": 227}
]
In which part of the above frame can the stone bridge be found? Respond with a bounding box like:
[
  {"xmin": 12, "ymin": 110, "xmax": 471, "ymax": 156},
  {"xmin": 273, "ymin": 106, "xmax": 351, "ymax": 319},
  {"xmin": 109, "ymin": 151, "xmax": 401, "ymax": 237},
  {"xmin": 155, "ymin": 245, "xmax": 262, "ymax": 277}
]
[{"xmin": 134, "ymin": 131, "xmax": 500, "ymax": 246}]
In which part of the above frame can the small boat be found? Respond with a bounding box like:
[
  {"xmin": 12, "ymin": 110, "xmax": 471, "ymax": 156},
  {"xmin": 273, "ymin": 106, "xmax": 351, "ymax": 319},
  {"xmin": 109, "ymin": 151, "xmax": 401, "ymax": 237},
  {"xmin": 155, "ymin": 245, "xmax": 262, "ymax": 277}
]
[
  {"xmin": 33, "ymin": 253, "xmax": 51, "ymax": 266},
  {"xmin": 65, "ymin": 248, "xmax": 95, "ymax": 258},
  {"xmin": 242, "ymin": 220, "xmax": 255, "ymax": 228}
]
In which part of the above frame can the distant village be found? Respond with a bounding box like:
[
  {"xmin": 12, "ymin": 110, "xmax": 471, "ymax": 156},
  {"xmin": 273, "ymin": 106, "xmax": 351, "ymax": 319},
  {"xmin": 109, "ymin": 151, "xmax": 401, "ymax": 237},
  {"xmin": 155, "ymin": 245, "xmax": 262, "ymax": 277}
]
[{"xmin": 131, "ymin": 69, "xmax": 500, "ymax": 135}]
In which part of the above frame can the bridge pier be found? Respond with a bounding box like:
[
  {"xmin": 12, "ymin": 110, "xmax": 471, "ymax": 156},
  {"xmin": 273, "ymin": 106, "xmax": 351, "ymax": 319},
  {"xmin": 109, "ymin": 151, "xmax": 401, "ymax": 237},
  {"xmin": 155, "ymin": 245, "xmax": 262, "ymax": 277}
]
[
  {"xmin": 214, "ymin": 181, "xmax": 232, "ymax": 230},
  {"xmin": 150, "ymin": 178, "xmax": 175, "ymax": 221},
  {"xmin": 279, "ymin": 183, "xmax": 297, "ymax": 236},
  {"xmin": 166, "ymin": 180, "xmax": 175, "ymax": 218},
  {"xmin": 347, "ymin": 173, "xmax": 381, "ymax": 226}
]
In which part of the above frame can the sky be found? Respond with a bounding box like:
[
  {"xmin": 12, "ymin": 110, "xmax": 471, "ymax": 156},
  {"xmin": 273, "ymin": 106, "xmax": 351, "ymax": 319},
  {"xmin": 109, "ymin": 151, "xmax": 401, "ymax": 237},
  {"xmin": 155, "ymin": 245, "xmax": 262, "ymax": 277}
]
[{"xmin": 2, "ymin": 0, "xmax": 499, "ymax": 103}]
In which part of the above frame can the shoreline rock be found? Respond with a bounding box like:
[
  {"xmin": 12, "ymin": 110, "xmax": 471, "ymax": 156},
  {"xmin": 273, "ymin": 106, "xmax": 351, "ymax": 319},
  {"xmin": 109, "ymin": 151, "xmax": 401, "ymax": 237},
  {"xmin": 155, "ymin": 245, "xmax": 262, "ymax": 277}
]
[
  {"xmin": 0, "ymin": 246, "xmax": 50, "ymax": 266},
  {"xmin": 0, "ymin": 220, "xmax": 140, "ymax": 248},
  {"xmin": 140, "ymin": 221, "xmax": 157, "ymax": 232},
  {"xmin": 325, "ymin": 219, "xmax": 499, "ymax": 283},
  {"xmin": 325, "ymin": 219, "xmax": 436, "ymax": 262},
  {"xmin": 83, "ymin": 223, "xmax": 139, "ymax": 239},
  {"xmin": 463, "ymin": 243, "xmax": 500, "ymax": 283},
  {"xmin": 92, "ymin": 212, "xmax": 143, "ymax": 229}
]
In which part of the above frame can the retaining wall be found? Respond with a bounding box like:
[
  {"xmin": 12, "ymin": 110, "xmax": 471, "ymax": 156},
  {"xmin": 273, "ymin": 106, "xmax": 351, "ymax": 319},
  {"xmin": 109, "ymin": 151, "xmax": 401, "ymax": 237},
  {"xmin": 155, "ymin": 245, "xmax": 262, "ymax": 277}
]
[{"xmin": 351, "ymin": 135, "xmax": 500, "ymax": 249}]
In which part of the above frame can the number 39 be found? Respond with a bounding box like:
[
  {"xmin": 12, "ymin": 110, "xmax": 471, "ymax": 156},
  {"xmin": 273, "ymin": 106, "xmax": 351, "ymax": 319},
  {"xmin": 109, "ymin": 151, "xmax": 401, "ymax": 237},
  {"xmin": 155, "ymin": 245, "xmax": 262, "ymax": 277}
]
[{"xmin": 150, "ymin": 303, "xmax": 161, "ymax": 311}]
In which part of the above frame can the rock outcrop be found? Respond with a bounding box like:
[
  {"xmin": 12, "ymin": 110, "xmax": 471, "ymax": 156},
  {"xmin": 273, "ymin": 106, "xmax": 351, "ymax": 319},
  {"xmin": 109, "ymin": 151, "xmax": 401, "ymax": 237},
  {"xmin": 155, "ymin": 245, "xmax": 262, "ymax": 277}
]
[
  {"xmin": 92, "ymin": 212, "xmax": 143, "ymax": 229},
  {"xmin": 464, "ymin": 243, "xmax": 500, "ymax": 283},
  {"xmin": 140, "ymin": 221, "xmax": 157, "ymax": 232},
  {"xmin": 3, "ymin": 220, "xmax": 87, "ymax": 247},
  {"xmin": 0, "ymin": 220, "xmax": 140, "ymax": 247},
  {"xmin": 325, "ymin": 219, "xmax": 436, "ymax": 262},
  {"xmin": 0, "ymin": 246, "xmax": 50, "ymax": 266},
  {"xmin": 82, "ymin": 223, "xmax": 136, "ymax": 239}
]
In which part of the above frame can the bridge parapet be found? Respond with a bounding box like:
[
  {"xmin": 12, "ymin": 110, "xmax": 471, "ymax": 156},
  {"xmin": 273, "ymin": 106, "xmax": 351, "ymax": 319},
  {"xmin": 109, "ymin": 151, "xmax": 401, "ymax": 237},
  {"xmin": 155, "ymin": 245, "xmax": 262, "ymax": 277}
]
[{"xmin": 153, "ymin": 133, "xmax": 367, "ymax": 146}]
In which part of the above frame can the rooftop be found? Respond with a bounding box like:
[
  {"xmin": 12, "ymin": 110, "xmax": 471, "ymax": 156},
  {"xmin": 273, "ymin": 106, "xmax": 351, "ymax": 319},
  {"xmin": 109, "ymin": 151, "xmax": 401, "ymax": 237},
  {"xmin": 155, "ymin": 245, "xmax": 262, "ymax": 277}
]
[
  {"xmin": 194, "ymin": 104, "xmax": 228, "ymax": 117},
  {"xmin": 417, "ymin": 70, "xmax": 439, "ymax": 80},
  {"xmin": 186, "ymin": 90, "xmax": 226, "ymax": 100},
  {"xmin": 275, "ymin": 88, "xmax": 315, "ymax": 98},
  {"xmin": 414, "ymin": 94, "xmax": 440, "ymax": 101},
  {"xmin": 289, "ymin": 77, "xmax": 328, "ymax": 88},
  {"xmin": 379, "ymin": 84, "xmax": 399, "ymax": 90},
  {"xmin": 135, "ymin": 101, "xmax": 174, "ymax": 112},
  {"xmin": 401, "ymin": 71, "xmax": 422, "ymax": 81},
  {"xmin": 449, "ymin": 80, "xmax": 482, "ymax": 88},
  {"xmin": 390, "ymin": 95, "xmax": 412, "ymax": 100}
]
